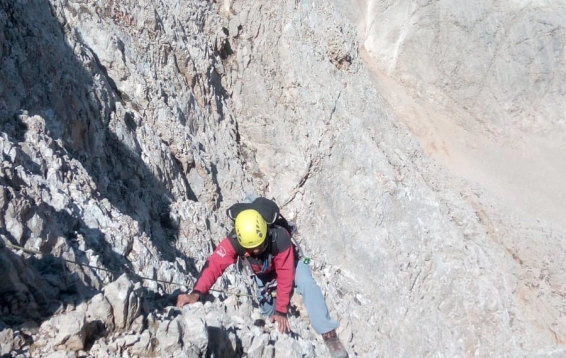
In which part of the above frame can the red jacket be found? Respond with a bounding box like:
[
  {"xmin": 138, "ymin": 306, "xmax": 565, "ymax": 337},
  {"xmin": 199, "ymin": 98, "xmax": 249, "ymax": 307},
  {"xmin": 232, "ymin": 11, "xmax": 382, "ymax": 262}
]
[{"xmin": 193, "ymin": 226, "xmax": 296, "ymax": 315}]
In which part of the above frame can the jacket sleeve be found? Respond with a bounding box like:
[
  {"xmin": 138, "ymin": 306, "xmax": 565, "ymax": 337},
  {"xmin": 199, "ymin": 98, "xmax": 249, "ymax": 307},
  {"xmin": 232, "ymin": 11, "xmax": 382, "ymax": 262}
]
[
  {"xmin": 273, "ymin": 245, "xmax": 296, "ymax": 315},
  {"xmin": 193, "ymin": 237, "xmax": 238, "ymax": 294}
]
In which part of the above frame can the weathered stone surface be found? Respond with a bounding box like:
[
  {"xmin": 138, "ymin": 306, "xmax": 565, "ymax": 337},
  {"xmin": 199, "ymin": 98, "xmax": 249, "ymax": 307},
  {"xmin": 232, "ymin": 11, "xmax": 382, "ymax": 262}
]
[
  {"xmin": 274, "ymin": 336, "xmax": 310, "ymax": 358},
  {"xmin": 86, "ymin": 293, "xmax": 114, "ymax": 332},
  {"xmin": 51, "ymin": 311, "xmax": 87, "ymax": 351},
  {"xmin": 102, "ymin": 274, "xmax": 144, "ymax": 332},
  {"xmin": 155, "ymin": 307, "xmax": 209, "ymax": 357},
  {"xmin": 0, "ymin": 328, "xmax": 14, "ymax": 355},
  {"xmin": 0, "ymin": 0, "xmax": 564, "ymax": 357},
  {"xmin": 129, "ymin": 330, "xmax": 154, "ymax": 357}
]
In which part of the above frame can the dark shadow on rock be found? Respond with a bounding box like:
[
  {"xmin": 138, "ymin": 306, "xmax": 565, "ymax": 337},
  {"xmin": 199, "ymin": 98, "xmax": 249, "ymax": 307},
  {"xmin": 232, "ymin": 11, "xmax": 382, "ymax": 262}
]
[
  {"xmin": 1, "ymin": 0, "xmax": 198, "ymax": 258},
  {"xmin": 0, "ymin": 115, "xmax": 200, "ymax": 329},
  {"xmin": 207, "ymin": 326, "xmax": 243, "ymax": 358},
  {"xmin": 84, "ymin": 319, "xmax": 107, "ymax": 351},
  {"xmin": 145, "ymin": 288, "xmax": 183, "ymax": 312},
  {"xmin": 0, "ymin": 0, "xmax": 201, "ymax": 328},
  {"xmin": 0, "ymin": 182, "xmax": 123, "ymax": 326}
]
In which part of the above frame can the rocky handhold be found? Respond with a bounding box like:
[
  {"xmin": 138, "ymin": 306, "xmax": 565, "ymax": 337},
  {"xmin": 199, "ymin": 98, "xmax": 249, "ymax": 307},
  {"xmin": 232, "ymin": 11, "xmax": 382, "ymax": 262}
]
[
  {"xmin": 156, "ymin": 315, "xmax": 208, "ymax": 357},
  {"xmin": 155, "ymin": 304, "xmax": 210, "ymax": 357},
  {"xmin": 229, "ymin": 16, "xmax": 241, "ymax": 38},
  {"xmin": 155, "ymin": 318, "xmax": 183, "ymax": 357},
  {"xmin": 86, "ymin": 293, "xmax": 114, "ymax": 332},
  {"xmin": 47, "ymin": 351, "xmax": 80, "ymax": 358},
  {"xmin": 102, "ymin": 274, "xmax": 145, "ymax": 332},
  {"xmin": 129, "ymin": 330, "xmax": 154, "ymax": 357},
  {"xmin": 0, "ymin": 247, "xmax": 47, "ymax": 323},
  {"xmin": 274, "ymin": 335, "xmax": 310, "ymax": 358},
  {"xmin": 0, "ymin": 328, "xmax": 14, "ymax": 355},
  {"xmin": 246, "ymin": 333, "xmax": 269, "ymax": 358},
  {"xmin": 51, "ymin": 311, "xmax": 87, "ymax": 351},
  {"xmin": 180, "ymin": 308, "xmax": 209, "ymax": 352}
]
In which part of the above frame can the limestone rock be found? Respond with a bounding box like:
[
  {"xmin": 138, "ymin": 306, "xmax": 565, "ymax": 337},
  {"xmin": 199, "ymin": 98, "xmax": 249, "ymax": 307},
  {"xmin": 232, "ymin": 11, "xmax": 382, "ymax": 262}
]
[
  {"xmin": 0, "ymin": 328, "xmax": 14, "ymax": 355},
  {"xmin": 86, "ymin": 293, "xmax": 114, "ymax": 333},
  {"xmin": 155, "ymin": 307, "xmax": 209, "ymax": 357},
  {"xmin": 51, "ymin": 311, "xmax": 87, "ymax": 351},
  {"xmin": 0, "ymin": 0, "xmax": 564, "ymax": 357},
  {"xmin": 102, "ymin": 274, "xmax": 145, "ymax": 332}
]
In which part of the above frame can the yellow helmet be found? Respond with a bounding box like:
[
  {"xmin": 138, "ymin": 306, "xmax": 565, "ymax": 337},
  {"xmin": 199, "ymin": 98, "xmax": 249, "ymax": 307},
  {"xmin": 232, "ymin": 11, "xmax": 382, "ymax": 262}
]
[{"xmin": 235, "ymin": 209, "xmax": 267, "ymax": 248}]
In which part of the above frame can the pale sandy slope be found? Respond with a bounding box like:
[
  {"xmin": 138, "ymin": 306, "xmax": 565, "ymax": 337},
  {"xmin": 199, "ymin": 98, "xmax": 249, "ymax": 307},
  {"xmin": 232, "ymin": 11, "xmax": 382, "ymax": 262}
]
[
  {"xmin": 330, "ymin": 0, "xmax": 566, "ymax": 349},
  {"xmin": 362, "ymin": 47, "xmax": 566, "ymax": 227},
  {"xmin": 335, "ymin": 0, "xmax": 566, "ymax": 227}
]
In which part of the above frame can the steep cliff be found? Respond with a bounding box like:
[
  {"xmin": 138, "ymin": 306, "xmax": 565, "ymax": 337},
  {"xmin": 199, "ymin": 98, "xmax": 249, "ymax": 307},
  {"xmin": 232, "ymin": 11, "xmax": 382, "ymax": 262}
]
[{"xmin": 1, "ymin": 0, "xmax": 565, "ymax": 357}]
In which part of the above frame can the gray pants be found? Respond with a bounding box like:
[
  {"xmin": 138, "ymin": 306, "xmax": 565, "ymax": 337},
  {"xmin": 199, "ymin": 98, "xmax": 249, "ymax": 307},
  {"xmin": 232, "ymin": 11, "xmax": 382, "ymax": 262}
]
[{"xmin": 254, "ymin": 261, "xmax": 340, "ymax": 334}]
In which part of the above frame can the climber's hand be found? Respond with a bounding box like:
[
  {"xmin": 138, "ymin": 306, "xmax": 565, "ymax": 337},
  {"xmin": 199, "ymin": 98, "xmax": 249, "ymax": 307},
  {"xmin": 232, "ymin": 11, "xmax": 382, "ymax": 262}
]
[
  {"xmin": 272, "ymin": 313, "xmax": 290, "ymax": 334},
  {"xmin": 176, "ymin": 292, "xmax": 200, "ymax": 308}
]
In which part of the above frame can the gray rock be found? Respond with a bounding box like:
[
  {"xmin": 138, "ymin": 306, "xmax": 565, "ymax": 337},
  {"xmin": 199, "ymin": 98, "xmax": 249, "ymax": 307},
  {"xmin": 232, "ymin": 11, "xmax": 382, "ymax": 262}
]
[
  {"xmin": 86, "ymin": 293, "xmax": 114, "ymax": 332},
  {"xmin": 129, "ymin": 330, "xmax": 153, "ymax": 357},
  {"xmin": 51, "ymin": 311, "xmax": 87, "ymax": 351},
  {"xmin": 102, "ymin": 274, "xmax": 144, "ymax": 332},
  {"xmin": 274, "ymin": 336, "xmax": 307, "ymax": 358},
  {"xmin": 247, "ymin": 333, "xmax": 270, "ymax": 358},
  {"xmin": 47, "ymin": 351, "xmax": 78, "ymax": 358},
  {"xmin": 0, "ymin": 328, "xmax": 14, "ymax": 355},
  {"xmin": 229, "ymin": 16, "xmax": 241, "ymax": 38},
  {"xmin": 0, "ymin": 0, "xmax": 564, "ymax": 357}
]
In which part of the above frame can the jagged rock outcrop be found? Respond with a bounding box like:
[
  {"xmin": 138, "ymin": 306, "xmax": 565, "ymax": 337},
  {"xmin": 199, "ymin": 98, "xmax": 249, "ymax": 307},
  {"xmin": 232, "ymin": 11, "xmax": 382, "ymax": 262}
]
[{"xmin": 1, "ymin": 0, "xmax": 565, "ymax": 357}]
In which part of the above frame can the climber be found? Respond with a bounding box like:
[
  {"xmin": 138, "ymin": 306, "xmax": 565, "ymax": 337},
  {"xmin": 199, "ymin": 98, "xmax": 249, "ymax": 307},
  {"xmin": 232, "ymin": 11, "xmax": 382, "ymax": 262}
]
[{"xmin": 176, "ymin": 196, "xmax": 349, "ymax": 358}]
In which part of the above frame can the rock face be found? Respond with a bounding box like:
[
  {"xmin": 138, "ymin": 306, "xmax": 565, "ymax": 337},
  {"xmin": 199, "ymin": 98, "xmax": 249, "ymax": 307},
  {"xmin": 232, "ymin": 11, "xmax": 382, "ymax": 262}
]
[
  {"xmin": 0, "ymin": 0, "xmax": 565, "ymax": 357},
  {"xmin": 357, "ymin": 0, "xmax": 566, "ymax": 135}
]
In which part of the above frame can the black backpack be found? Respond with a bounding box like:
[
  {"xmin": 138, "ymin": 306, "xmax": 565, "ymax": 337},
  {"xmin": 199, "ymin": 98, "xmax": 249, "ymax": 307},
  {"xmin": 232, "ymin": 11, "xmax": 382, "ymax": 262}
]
[{"xmin": 226, "ymin": 197, "xmax": 296, "ymax": 235}]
